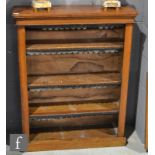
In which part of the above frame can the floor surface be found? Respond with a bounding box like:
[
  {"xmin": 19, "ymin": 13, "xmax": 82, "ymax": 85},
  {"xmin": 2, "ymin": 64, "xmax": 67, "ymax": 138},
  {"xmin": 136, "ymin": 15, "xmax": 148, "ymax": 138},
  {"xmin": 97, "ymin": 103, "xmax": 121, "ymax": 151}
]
[{"xmin": 6, "ymin": 131, "xmax": 148, "ymax": 155}]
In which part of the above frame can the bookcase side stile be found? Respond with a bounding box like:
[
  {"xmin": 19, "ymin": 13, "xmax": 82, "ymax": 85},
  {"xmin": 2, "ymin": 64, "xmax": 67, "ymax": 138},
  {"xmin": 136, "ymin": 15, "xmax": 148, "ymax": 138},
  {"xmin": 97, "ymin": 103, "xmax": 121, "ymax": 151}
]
[
  {"xmin": 17, "ymin": 26, "xmax": 30, "ymax": 138},
  {"xmin": 118, "ymin": 23, "xmax": 133, "ymax": 137}
]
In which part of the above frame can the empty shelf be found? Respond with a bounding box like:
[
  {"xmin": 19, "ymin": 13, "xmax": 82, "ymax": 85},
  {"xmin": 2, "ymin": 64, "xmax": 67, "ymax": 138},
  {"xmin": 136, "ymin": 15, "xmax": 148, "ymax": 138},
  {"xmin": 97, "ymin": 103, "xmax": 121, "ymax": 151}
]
[
  {"xmin": 30, "ymin": 115, "xmax": 117, "ymax": 129},
  {"xmin": 28, "ymin": 127, "xmax": 126, "ymax": 151},
  {"xmin": 28, "ymin": 73, "xmax": 121, "ymax": 88},
  {"xmin": 30, "ymin": 102, "xmax": 119, "ymax": 117},
  {"xmin": 26, "ymin": 42, "xmax": 123, "ymax": 51}
]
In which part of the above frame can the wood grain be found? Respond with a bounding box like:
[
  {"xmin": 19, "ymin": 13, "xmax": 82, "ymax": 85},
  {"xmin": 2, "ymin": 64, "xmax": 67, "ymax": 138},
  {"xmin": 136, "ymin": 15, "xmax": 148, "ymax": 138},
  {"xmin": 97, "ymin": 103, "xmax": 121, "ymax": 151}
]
[
  {"xmin": 26, "ymin": 28, "xmax": 124, "ymax": 42},
  {"xmin": 13, "ymin": 6, "xmax": 137, "ymax": 19},
  {"xmin": 30, "ymin": 115, "xmax": 117, "ymax": 129},
  {"xmin": 27, "ymin": 53, "xmax": 122, "ymax": 75},
  {"xmin": 30, "ymin": 128, "xmax": 115, "ymax": 141},
  {"xmin": 27, "ymin": 42, "xmax": 123, "ymax": 51},
  {"xmin": 28, "ymin": 128, "xmax": 126, "ymax": 151},
  {"xmin": 28, "ymin": 137, "xmax": 126, "ymax": 151},
  {"xmin": 13, "ymin": 6, "xmax": 137, "ymax": 151},
  {"xmin": 30, "ymin": 102, "xmax": 119, "ymax": 116},
  {"xmin": 28, "ymin": 73, "xmax": 121, "ymax": 88},
  {"xmin": 17, "ymin": 27, "xmax": 30, "ymax": 137},
  {"xmin": 16, "ymin": 18, "xmax": 136, "ymax": 26},
  {"xmin": 118, "ymin": 24, "xmax": 133, "ymax": 137},
  {"xmin": 13, "ymin": 6, "xmax": 137, "ymax": 26},
  {"xmin": 29, "ymin": 86, "xmax": 120, "ymax": 104}
]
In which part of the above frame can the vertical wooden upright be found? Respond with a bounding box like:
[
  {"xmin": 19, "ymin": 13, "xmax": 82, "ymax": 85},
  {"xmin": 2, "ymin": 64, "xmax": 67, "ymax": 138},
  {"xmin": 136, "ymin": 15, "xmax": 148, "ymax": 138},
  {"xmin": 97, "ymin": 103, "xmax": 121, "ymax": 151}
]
[
  {"xmin": 118, "ymin": 24, "xmax": 133, "ymax": 137},
  {"xmin": 17, "ymin": 26, "xmax": 29, "ymax": 137}
]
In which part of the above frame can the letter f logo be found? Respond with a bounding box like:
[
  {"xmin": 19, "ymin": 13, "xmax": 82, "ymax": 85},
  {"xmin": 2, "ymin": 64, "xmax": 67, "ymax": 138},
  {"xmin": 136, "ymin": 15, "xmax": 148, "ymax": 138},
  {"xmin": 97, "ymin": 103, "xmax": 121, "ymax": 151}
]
[{"xmin": 16, "ymin": 136, "xmax": 23, "ymax": 150}]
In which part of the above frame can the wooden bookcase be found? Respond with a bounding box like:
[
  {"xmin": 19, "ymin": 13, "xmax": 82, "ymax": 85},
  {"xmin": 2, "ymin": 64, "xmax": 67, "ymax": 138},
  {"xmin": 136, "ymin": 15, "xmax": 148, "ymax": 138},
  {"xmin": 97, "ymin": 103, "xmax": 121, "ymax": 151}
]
[{"xmin": 12, "ymin": 6, "xmax": 137, "ymax": 151}]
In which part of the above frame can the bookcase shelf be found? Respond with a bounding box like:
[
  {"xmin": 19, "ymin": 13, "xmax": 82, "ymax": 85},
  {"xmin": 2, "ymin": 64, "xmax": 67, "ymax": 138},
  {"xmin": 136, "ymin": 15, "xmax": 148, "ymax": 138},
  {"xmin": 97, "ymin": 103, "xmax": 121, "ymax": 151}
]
[
  {"xmin": 26, "ymin": 42, "xmax": 124, "ymax": 51},
  {"xmin": 28, "ymin": 127, "xmax": 126, "ymax": 151},
  {"xmin": 28, "ymin": 73, "xmax": 121, "ymax": 88},
  {"xmin": 30, "ymin": 102, "xmax": 119, "ymax": 116}
]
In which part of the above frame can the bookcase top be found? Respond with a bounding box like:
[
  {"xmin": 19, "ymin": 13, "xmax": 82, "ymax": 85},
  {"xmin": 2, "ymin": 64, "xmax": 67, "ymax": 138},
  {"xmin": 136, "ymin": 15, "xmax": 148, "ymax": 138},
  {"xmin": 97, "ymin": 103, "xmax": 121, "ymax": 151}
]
[{"xmin": 12, "ymin": 6, "xmax": 137, "ymax": 25}]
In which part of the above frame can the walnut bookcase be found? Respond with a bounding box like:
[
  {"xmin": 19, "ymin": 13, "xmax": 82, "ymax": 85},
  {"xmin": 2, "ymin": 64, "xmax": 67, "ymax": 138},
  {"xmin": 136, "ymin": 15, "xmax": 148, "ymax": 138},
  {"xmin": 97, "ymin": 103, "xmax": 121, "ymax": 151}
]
[{"xmin": 12, "ymin": 6, "xmax": 137, "ymax": 151}]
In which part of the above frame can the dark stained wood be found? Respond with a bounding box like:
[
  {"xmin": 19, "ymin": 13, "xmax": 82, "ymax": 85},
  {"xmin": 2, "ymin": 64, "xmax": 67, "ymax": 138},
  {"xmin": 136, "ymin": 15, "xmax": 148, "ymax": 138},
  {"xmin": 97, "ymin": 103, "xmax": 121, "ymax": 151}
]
[
  {"xmin": 28, "ymin": 73, "xmax": 121, "ymax": 88},
  {"xmin": 13, "ymin": 6, "xmax": 137, "ymax": 26},
  {"xmin": 118, "ymin": 24, "xmax": 133, "ymax": 137},
  {"xmin": 16, "ymin": 18, "xmax": 135, "ymax": 26},
  {"xmin": 17, "ymin": 27, "xmax": 30, "ymax": 137},
  {"xmin": 30, "ymin": 115, "xmax": 117, "ymax": 129},
  {"xmin": 29, "ymin": 86, "xmax": 120, "ymax": 104},
  {"xmin": 27, "ymin": 53, "xmax": 122, "ymax": 75},
  {"xmin": 30, "ymin": 102, "xmax": 119, "ymax": 116},
  {"xmin": 13, "ymin": 6, "xmax": 137, "ymax": 19},
  {"xmin": 27, "ymin": 42, "xmax": 123, "ymax": 51},
  {"xmin": 26, "ymin": 28, "xmax": 124, "ymax": 41},
  {"xmin": 28, "ymin": 128, "xmax": 126, "ymax": 151}
]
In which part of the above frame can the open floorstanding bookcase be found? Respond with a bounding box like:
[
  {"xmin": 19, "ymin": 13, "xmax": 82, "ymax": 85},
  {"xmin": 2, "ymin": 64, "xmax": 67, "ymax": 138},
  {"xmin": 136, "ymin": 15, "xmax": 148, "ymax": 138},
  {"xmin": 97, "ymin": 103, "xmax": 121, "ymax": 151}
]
[{"xmin": 12, "ymin": 6, "xmax": 137, "ymax": 151}]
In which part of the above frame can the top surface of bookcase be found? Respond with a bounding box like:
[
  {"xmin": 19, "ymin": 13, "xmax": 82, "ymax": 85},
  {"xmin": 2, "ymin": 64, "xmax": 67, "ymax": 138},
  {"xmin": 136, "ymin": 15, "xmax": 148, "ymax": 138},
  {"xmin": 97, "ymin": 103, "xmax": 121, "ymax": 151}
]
[{"xmin": 12, "ymin": 6, "xmax": 137, "ymax": 25}]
